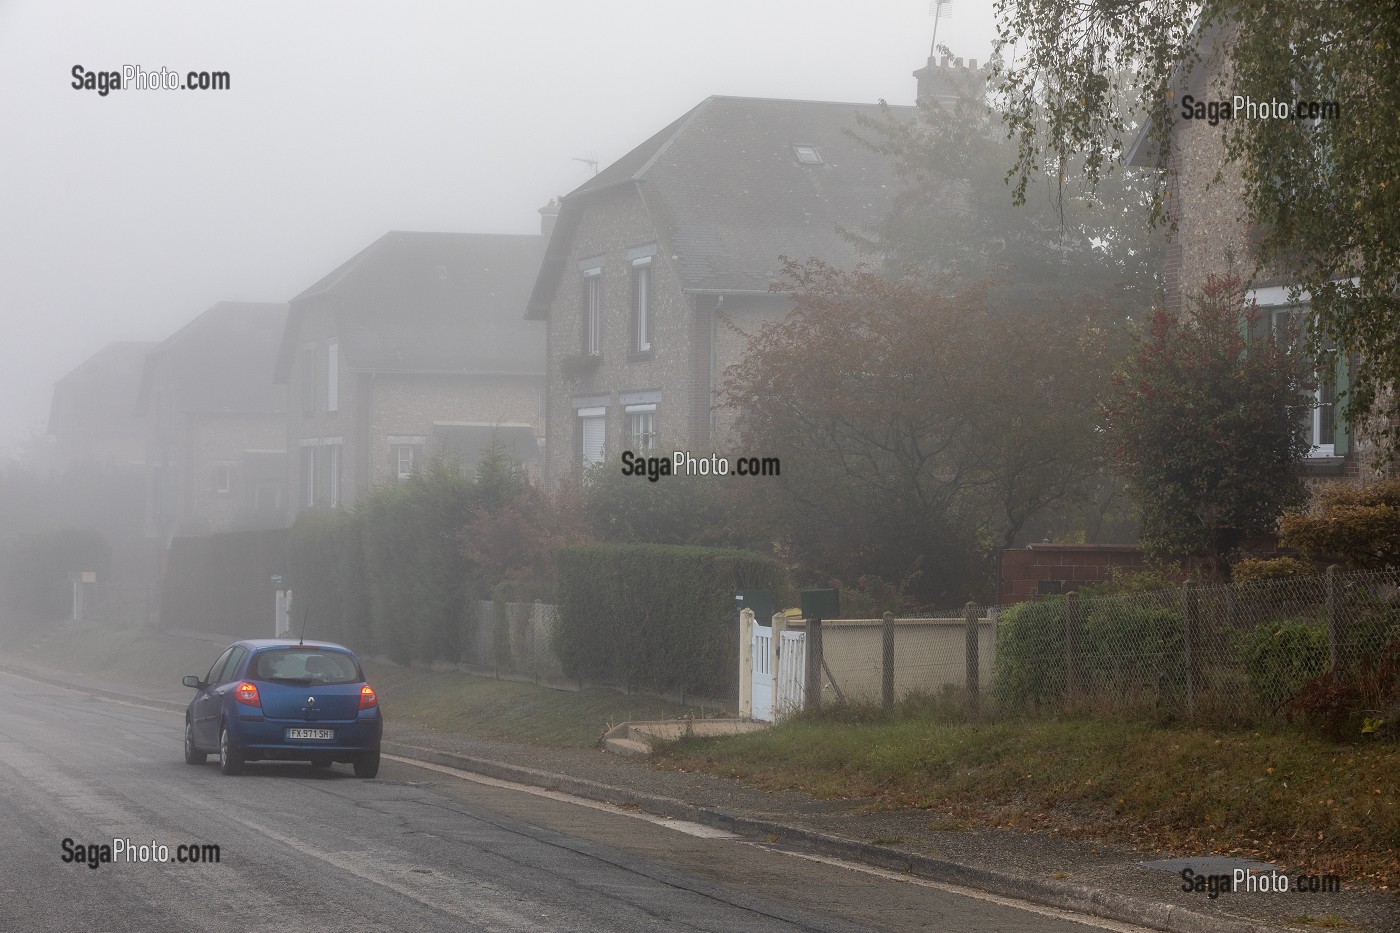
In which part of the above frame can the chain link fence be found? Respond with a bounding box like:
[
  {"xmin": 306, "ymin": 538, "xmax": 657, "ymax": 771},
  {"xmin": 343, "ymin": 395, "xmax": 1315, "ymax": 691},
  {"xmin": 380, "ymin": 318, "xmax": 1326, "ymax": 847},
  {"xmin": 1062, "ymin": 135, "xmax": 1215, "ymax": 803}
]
[{"xmin": 816, "ymin": 569, "xmax": 1400, "ymax": 725}]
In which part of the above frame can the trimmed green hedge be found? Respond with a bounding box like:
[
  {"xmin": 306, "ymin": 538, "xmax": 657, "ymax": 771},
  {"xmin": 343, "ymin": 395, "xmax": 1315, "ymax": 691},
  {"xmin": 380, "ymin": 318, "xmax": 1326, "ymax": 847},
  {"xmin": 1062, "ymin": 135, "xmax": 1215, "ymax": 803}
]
[
  {"xmin": 288, "ymin": 464, "xmax": 477, "ymax": 663},
  {"xmin": 993, "ymin": 596, "xmax": 1187, "ymax": 713},
  {"xmin": 555, "ymin": 544, "xmax": 789, "ymax": 698},
  {"xmin": 159, "ymin": 528, "xmax": 287, "ymax": 637}
]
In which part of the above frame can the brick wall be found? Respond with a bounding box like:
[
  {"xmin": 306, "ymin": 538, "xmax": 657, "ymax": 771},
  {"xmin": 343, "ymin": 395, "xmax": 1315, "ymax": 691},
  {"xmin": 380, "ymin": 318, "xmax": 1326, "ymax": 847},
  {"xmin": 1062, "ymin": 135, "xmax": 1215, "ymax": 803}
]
[
  {"xmin": 541, "ymin": 185, "xmax": 696, "ymax": 482},
  {"xmin": 997, "ymin": 544, "xmax": 1147, "ymax": 605},
  {"xmin": 365, "ymin": 372, "xmax": 541, "ymax": 487}
]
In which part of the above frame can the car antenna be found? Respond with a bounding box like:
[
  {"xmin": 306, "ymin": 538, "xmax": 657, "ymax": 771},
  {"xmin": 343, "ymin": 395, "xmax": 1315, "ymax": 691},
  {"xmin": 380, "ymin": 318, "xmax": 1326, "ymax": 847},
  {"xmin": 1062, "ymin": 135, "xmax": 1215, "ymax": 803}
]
[{"xmin": 298, "ymin": 607, "xmax": 310, "ymax": 646}]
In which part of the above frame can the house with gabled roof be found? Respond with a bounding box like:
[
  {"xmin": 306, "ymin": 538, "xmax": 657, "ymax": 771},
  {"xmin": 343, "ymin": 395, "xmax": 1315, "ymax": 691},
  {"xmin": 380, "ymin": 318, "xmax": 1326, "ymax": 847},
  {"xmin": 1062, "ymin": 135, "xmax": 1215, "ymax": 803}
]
[
  {"xmin": 47, "ymin": 340, "xmax": 155, "ymax": 471},
  {"xmin": 139, "ymin": 301, "xmax": 289, "ymax": 543},
  {"xmin": 274, "ymin": 230, "xmax": 547, "ymax": 516},
  {"xmin": 526, "ymin": 92, "xmax": 922, "ymax": 482},
  {"xmin": 1125, "ymin": 22, "xmax": 1391, "ymax": 484}
]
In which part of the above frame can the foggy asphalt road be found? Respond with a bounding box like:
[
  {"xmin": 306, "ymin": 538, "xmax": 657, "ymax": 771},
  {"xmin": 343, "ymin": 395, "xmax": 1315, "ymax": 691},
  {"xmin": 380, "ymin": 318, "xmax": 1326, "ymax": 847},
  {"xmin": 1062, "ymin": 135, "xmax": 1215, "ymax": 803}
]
[{"xmin": 0, "ymin": 670, "xmax": 1144, "ymax": 932}]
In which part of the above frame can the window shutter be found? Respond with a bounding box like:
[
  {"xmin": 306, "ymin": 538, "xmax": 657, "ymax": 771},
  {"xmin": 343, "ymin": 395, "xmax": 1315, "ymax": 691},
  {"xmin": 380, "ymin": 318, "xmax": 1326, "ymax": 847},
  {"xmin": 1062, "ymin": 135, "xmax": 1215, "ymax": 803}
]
[
  {"xmin": 1334, "ymin": 353, "xmax": 1352, "ymax": 456},
  {"xmin": 581, "ymin": 415, "xmax": 605, "ymax": 464}
]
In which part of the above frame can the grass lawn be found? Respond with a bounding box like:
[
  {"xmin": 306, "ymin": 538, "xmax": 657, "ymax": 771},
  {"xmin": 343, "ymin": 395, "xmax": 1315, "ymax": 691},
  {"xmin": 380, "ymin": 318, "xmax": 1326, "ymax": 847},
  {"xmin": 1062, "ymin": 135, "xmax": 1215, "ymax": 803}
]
[
  {"xmin": 656, "ymin": 711, "xmax": 1400, "ymax": 890},
  {"xmin": 364, "ymin": 662, "xmax": 697, "ymax": 748}
]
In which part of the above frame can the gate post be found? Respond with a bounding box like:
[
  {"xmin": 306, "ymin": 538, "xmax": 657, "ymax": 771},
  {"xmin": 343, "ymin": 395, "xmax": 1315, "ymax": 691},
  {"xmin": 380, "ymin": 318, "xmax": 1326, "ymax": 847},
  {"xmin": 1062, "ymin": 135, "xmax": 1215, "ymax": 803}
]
[
  {"xmin": 739, "ymin": 608, "xmax": 754, "ymax": 719},
  {"xmin": 771, "ymin": 612, "xmax": 786, "ymax": 717},
  {"xmin": 964, "ymin": 601, "xmax": 980, "ymax": 719},
  {"xmin": 805, "ymin": 617, "xmax": 823, "ymax": 712}
]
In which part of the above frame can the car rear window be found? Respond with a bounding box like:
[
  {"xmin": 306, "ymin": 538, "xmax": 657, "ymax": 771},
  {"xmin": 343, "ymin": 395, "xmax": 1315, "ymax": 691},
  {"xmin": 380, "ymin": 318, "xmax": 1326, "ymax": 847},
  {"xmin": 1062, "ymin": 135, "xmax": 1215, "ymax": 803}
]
[{"xmin": 250, "ymin": 648, "xmax": 361, "ymax": 686}]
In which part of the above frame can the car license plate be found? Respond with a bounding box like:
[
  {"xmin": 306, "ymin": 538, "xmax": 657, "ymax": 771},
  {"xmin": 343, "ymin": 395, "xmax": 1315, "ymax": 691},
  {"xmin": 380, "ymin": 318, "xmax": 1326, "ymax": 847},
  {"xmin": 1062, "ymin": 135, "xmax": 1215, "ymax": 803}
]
[{"xmin": 286, "ymin": 727, "xmax": 334, "ymax": 741}]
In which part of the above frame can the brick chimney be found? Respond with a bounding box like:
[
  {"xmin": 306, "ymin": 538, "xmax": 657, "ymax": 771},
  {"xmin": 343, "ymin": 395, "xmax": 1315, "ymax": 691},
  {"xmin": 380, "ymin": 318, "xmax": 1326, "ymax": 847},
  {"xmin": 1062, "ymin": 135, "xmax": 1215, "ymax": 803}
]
[
  {"xmin": 913, "ymin": 55, "xmax": 981, "ymax": 108},
  {"xmin": 538, "ymin": 198, "xmax": 560, "ymax": 238}
]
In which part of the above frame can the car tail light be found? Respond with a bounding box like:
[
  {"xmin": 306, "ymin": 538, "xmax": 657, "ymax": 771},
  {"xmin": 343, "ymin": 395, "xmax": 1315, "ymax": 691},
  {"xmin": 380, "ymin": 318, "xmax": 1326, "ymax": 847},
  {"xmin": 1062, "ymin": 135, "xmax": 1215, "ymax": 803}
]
[
  {"xmin": 235, "ymin": 682, "xmax": 260, "ymax": 707},
  {"xmin": 359, "ymin": 685, "xmax": 378, "ymax": 710}
]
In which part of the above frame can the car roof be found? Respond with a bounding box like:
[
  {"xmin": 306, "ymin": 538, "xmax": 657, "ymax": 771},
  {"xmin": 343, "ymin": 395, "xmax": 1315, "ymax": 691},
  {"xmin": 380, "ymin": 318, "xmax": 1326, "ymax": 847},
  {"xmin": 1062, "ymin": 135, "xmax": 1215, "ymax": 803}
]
[{"xmin": 235, "ymin": 639, "xmax": 356, "ymax": 652}]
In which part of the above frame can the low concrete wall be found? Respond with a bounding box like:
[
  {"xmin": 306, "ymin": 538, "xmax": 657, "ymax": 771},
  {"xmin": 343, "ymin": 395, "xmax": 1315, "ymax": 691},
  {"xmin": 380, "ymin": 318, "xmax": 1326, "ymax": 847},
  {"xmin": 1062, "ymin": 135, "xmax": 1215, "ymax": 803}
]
[{"xmin": 818, "ymin": 616, "xmax": 997, "ymax": 704}]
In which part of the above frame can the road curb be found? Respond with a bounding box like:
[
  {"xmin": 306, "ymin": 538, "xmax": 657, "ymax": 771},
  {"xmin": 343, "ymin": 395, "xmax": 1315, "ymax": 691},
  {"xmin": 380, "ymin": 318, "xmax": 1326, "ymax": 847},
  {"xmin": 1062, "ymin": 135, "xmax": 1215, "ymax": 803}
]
[{"xmin": 382, "ymin": 741, "xmax": 1286, "ymax": 933}]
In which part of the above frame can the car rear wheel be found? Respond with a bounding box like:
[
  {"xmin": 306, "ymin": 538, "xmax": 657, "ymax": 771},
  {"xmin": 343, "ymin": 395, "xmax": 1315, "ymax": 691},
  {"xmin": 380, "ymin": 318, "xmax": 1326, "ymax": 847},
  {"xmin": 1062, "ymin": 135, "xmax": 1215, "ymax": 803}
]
[
  {"xmin": 353, "ymin": 749, "xmax": 380, "ymax": 778},
  {"xmin": 184, "ymin": 721, "xmax": 206, "ymax": 765},
  {"xmin": 218, "ymin": 726, "xmax": 243, "ymax": 776}
]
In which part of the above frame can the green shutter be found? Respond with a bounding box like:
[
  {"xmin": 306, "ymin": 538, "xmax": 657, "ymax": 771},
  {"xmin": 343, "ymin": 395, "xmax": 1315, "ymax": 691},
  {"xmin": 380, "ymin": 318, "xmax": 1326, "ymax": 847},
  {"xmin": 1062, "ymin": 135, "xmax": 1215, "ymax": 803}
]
[{"xmin": 1334, "ymin": 352, "xmax": 1351, "ymax": 456}]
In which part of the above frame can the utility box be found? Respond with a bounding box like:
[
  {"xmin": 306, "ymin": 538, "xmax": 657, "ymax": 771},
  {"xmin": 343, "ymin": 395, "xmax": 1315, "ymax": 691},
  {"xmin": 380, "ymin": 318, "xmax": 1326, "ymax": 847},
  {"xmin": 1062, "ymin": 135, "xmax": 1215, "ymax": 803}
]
[
  {"xmin": 800, "ymin": 588, "xmax": 840, "ymax": 620},
  {"xmin": 735, "ymin": 590, "xmax": 774, "ymax": 622}
]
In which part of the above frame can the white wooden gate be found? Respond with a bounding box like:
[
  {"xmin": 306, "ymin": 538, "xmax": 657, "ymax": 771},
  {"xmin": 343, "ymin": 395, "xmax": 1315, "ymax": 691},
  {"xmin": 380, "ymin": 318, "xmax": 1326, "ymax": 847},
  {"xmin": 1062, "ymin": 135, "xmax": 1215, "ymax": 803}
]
[
  {"xmin": 750, "ymin": 621, "xmax": 805, "ymax": 722},
  {"xmin": 751, "ymin": 621, "xmax": 774, "ymax": 722},
  {"xmin": 777, "ymin": 630, "xmax": 805, "ymax": 717}
]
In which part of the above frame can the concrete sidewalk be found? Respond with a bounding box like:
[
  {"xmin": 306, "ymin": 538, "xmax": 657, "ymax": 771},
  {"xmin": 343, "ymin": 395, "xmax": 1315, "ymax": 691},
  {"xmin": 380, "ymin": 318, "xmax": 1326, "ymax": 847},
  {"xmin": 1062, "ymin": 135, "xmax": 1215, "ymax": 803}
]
[{"xmin": 3, "ymin": 657, "xmax": 1394, "ymax": 933}]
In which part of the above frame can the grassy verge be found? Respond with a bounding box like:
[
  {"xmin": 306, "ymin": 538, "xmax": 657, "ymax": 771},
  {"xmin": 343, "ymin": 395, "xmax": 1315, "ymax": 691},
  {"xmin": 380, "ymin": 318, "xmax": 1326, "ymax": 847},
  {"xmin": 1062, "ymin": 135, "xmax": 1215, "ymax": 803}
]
[
  {"xmin": 656, "ymin": 710, "xmax": 1400, "ymax": 890},
  {"xmin": 0, "ymin": 620, "xmax": 221, "ymax": 689},
  {"xmin": 364, "ymin": 663, "xmax": 696, "ymax": 748}
]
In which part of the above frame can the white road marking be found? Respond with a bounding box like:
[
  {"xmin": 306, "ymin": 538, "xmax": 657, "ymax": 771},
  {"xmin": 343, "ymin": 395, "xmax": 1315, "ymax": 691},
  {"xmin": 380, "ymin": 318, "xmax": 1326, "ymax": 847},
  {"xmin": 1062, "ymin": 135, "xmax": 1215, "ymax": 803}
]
[
  {"xmin": 386, "ymin": 753, "xmax": 1163, "ymax": 932},
  {"xmin": 739, "ymin": 845, "xmax": 1162, "ymax": 933},
  {"xmin": 382, "ymin": 753, "xmax": 739, "ymax": 839}
]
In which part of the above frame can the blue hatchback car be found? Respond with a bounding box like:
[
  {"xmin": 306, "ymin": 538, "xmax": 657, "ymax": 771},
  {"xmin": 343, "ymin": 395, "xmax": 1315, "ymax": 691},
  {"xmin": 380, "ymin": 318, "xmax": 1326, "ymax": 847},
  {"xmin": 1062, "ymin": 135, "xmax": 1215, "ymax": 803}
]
[{"xmin": 182, "ymin": 639, "xmax": 382, "ymax": 777}]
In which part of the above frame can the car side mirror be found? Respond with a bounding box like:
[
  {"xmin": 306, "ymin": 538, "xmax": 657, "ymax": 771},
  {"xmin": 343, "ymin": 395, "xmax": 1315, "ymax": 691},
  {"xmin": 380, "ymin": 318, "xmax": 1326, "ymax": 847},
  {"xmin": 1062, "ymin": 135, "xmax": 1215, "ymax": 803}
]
[{"xmin": 182, "ymin": 675, "xmax": 203, "ymax": 689}]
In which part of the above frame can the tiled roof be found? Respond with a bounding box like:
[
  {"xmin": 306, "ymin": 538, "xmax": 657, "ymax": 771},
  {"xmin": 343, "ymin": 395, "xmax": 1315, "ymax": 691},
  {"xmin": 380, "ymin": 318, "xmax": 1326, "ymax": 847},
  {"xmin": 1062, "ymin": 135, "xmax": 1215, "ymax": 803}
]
[
  {"xmin": 141, "ymin": 302, "xmax": 287, "ymax": 415},
  {"xmin": 278, "ymin": 231, "xmax": 546, "ymax": 379},
  {"xmin": 529, "ymin": 95, "xmax": 913, "ymax": 315},
  {"xmin": 47, "ymin": 341, "xmax": 155, "ymax": 435}
]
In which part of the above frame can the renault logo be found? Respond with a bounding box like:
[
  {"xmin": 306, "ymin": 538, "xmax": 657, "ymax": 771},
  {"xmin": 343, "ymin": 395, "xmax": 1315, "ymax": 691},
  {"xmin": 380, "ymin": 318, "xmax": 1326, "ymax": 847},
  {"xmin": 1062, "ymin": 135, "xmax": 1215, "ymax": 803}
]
[{"xmin": 307, "ymin": 696, "xmax": 316, "ymax": 705}]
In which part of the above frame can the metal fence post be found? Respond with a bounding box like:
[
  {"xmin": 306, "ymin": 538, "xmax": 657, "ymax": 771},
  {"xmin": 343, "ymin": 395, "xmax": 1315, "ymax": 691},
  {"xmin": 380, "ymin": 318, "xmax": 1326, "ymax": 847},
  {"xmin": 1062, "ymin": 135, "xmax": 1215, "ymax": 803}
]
[
  {"xmin": 964, "ymin": 601, "xmax": 980, "ymax": 718},
  {"xmin": 805, "ymin": 616, "xmax": 823, "ymax": 712},
  {"xmin": 882, "ymin": 611, "xmax": 895, "ymax": 714}
]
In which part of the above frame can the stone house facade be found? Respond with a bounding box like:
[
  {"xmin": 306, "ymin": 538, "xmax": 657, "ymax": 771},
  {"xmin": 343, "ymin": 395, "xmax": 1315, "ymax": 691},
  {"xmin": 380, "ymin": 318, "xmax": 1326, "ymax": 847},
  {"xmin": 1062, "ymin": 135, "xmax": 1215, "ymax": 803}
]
[
  {"xmin": 138, "ymin": 301, "xmax": 289, "ymax": 544},
  {"xmin": 275, "ymin": 230, "xmax": 547, "ymax": 517},
  {"xmin": 47, "ymin": 341, "xmax": 155, "ymax": 472},
  {"xmin": 526, "ymin": 94, "xmax": 917, "ymax": 483},
  {"xmin": 1127, "ymin": 22, "xmax": 1389, "ymax": 483}
]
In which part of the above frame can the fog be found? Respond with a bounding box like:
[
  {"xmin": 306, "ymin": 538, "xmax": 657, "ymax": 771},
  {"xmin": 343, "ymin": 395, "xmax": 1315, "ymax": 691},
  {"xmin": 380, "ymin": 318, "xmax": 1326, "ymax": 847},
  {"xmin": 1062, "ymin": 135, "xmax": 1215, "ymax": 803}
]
[{"xmin": 0, "ymin": 0, "xmax": 996, "ymax": 457}]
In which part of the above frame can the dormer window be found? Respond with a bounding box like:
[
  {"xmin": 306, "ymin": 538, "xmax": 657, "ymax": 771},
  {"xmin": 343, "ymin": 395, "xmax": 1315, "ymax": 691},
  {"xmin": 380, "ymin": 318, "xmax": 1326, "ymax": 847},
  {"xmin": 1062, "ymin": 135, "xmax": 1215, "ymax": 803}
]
[{"xmin": 793, "ymin": 145, "xmax": 822, "ymax": 165}]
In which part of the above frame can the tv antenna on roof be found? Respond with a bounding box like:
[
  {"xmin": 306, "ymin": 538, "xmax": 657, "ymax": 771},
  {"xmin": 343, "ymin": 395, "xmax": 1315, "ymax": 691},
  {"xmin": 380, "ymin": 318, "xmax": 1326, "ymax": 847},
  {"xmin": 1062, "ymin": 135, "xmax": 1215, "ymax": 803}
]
[
  {"xmin": 928, "ymin": 0, "xmax": 952, "ymax": 58},
  {"xmin": 571, "ymin": 154, "xmax": 599, "ymax": 175}
]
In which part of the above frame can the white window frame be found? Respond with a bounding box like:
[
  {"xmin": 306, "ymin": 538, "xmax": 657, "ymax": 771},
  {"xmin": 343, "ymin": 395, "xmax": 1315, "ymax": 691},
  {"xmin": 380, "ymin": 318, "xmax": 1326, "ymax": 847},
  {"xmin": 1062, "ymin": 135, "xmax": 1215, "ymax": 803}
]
[
  {"xmin": 301, "ymin": 345, "xmax": 317, "ymax": 415},
  {"xmin": 326, "ymin": 340, "xmax": 339, "ymax": 413},
  {"xmin": 327, "ymin": 443, "xmax": 341, "ymax": 507},
  {"xmin": 581, "ymin": 268, "xmax": 602, "ymax": 357},
  {"xmin": 632, "ymin": 257, "xmax": 652, "ymax": 353},
  {"xmin": 301, "ymin": 447, "xmax": 316, "ymax": 507},
  {"xmin": 1255, "ymin": 293, "xmax": 1336, "ymax": 458},
  {"xmin": 213, "ymin": 464, "xmax": 232, "ymax": 494},
  {"xmin": 393, "ymin": 443, "xmax": 420, "ymax": 480},
  {"xmin": 625, "ymin": 403, "xmax": 657, "ymax": 451},
  {"xmin": 578, "ymin": 406, "xmax": 606, "ymax": 465}
]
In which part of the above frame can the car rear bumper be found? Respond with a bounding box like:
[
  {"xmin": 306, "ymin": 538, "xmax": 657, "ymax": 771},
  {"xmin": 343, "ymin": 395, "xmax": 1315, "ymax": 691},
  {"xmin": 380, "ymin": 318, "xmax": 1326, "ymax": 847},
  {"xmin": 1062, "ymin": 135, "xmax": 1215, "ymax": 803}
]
[{"xmin": 228, "ymin": 714, "xmax": 382, "ymax": 756}]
